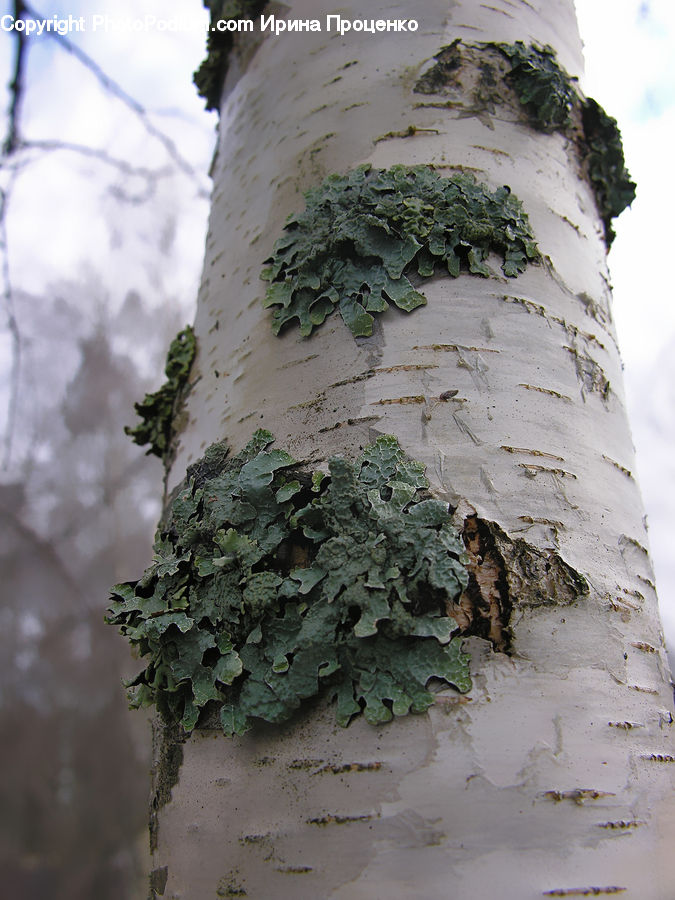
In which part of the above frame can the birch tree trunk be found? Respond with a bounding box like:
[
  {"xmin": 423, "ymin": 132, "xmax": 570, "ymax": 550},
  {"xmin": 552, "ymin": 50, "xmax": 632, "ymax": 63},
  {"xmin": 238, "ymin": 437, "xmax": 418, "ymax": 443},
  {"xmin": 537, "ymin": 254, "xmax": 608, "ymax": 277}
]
[{"xmin": 148, "ymin": 1, "xmax": 675, "ymax": 897}]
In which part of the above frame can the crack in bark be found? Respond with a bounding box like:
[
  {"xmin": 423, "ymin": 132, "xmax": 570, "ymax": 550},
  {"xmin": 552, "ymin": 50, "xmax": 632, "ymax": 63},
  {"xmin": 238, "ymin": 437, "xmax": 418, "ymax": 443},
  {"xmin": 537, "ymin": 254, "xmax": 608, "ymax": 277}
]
[
  {"xmin": 542, "ymin": 888, "xmax": 626, "ymax": 897},
  {"xmin": 563, "ymin": 345, "xmax": 610, "ymax": 404}
]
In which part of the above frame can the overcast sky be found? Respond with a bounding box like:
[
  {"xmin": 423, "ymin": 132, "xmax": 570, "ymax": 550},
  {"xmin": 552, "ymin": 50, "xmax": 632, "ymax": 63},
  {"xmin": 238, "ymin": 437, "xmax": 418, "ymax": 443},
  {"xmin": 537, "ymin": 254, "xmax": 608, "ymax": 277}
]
[
  {"xmin": 1, "ymin": 0, "xmax": 673, "ymax": 645},
  {"xmin": 576, "ymin": 0, "xmax": 675, "ymax": 646}
]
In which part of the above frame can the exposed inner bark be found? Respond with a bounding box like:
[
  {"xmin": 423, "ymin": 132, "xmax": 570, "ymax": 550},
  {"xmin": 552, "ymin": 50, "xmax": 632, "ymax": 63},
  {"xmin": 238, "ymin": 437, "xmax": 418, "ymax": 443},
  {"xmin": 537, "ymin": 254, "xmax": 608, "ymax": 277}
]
[
  {"xmin": 453, "ymin": 514, "xmax": 589, "ymax": 653},
  {"xmin": 456, "ymin": 514, "xmax": 512, "ymax": 650}
]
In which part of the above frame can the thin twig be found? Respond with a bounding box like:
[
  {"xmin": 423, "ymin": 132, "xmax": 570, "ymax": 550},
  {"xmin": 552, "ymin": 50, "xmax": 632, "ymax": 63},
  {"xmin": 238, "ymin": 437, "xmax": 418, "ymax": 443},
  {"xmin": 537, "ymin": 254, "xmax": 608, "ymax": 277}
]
[
  {"xmin": 3, "ymin": 0, "xmax": 27, "ymax": 155},
  {"xmin": 17, "ymin": 138, "xmax": 175, "ymax": 182}
]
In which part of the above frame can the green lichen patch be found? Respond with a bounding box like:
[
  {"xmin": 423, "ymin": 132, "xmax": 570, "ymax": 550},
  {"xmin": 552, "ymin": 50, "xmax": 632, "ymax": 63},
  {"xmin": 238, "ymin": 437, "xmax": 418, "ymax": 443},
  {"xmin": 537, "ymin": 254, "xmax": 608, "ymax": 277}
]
[
  {"xmin": 414, "ymin": 40, "xmax": 634, "ymax": 246},
  {"xmin": 493, "ymin": 43, "xmax": 635, "ymax": 244},
  {"xmin": 581, "ymin": 99, "xmax": 636, "ymax": 244},
  {"xmin": 494, "ymin": 43, "xmax": 635, "ymax": 243},
  {"xmin": 194, "ymin": 1, "xmax": 266, "ymax": 111},
  {"xmin": 493, "ymin": 41, "xmax": 576, "ymax": 132},
  {"xmin": 125, "ymin": 326, "xmax": 196, "ymax": 460},
  {"xmin": 262, "ymin": 165, "xmax": 538, "ymax": 338},
  {"xmin": 106, "ymin": 432, "xmax": 471, "ymax": 736}
]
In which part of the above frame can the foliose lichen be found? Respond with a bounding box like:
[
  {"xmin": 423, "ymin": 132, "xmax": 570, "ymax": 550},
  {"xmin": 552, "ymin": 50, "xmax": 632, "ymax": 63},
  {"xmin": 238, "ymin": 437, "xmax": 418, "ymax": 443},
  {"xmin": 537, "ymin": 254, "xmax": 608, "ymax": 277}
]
[
  {"xmin": 492, "ymin": 41, "xmax": 576, "ymax": 131},
  {"xmin": 494, "ymin": 42, "xmax": 635, "ymax": 243},
  {"xmin": 194, "ymin": 0, "xmax": 266, "ymax": 111},
  {"xmin": 262, "ymin": 164, "xmax": 538, "ymax": 338},
  {"xmin": 414, "ymin": 40, "xmax": 635, "ymax": 246},
  {"xmin": 106, "ymin": 431, "xmax": 471, "ymax": 736},
  {"xmin": 581, "ymin": 98, "xmax": 637, "ymax": 244},
  {"xmin": 125, "ymin": 325, "xmax": 196, "ymax": 460}
]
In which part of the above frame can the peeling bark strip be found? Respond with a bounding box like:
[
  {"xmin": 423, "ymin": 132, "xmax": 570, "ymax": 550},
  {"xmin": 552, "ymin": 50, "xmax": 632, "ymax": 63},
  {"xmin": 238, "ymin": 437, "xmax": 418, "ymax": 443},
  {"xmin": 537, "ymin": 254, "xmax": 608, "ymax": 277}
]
[
  {"xmin": 602, "ymin": 454, "xmax": 632, "ymax": 478},
  {"xmin": 490, "ymin": 519, "xmax": 589, "ymax": 605},
  {"xmin": 372, "ymin": 395, "xmax": 426, "ymax": 405},
  {"xmin": 563, "ymin": 345, "xmax": 610, "ymax": 403},
  {"xmin": 456, "ymin": 515, "xmax": 511, "ymax": 650},
  {"xmin": 631, "ymin": 641, "xmax": 657, "ymax": 653}
]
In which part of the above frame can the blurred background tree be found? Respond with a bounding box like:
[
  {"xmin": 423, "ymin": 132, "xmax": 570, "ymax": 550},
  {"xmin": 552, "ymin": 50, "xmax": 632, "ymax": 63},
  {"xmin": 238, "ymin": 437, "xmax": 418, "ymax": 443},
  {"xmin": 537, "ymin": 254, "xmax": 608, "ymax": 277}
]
[{"xmin": 0, "ymin": 2, "xmax": 213, "ymax": 896}]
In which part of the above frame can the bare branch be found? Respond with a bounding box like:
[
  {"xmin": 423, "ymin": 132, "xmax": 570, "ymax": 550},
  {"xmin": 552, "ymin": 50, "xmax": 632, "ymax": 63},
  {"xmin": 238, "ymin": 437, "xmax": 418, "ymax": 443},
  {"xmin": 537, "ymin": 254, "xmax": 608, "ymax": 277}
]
[
  {"xmin": 22, "ymin": 2, "xmax": 210, "ymax": 197},
  {"xmin": 3, "ymin": 0, "xmax": 28, "ymax": 155},
  {"xmin": 1, "ymin": 0, "xmax": 28, "ymax": 467},
  {"xmin": 17, "ymin": 138, "xmax": 175, "ymax": 182}
]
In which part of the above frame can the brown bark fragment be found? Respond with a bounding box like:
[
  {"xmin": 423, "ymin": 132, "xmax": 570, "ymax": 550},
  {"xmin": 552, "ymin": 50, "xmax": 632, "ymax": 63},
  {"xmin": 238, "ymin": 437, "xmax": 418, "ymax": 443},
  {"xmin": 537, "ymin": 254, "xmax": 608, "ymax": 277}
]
[
  {"xmin": 453, "ymin": 514, "xmax": 588, "ymax": 652},
  {"xmin": 489, "ymin": 519, "xmax": 589, "ymax": 608},
  {"xmin": 456, "ymin": 514, "xmax": 511, "ymax": 650}
]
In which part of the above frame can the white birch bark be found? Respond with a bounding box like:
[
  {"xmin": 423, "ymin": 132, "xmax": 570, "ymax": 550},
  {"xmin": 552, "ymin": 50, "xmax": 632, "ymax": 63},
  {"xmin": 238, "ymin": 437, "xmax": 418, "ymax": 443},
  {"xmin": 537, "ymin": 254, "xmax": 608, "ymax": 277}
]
[{"xmin": 150, "ymin": 1, "xmax": 675, "ymax": 897}]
